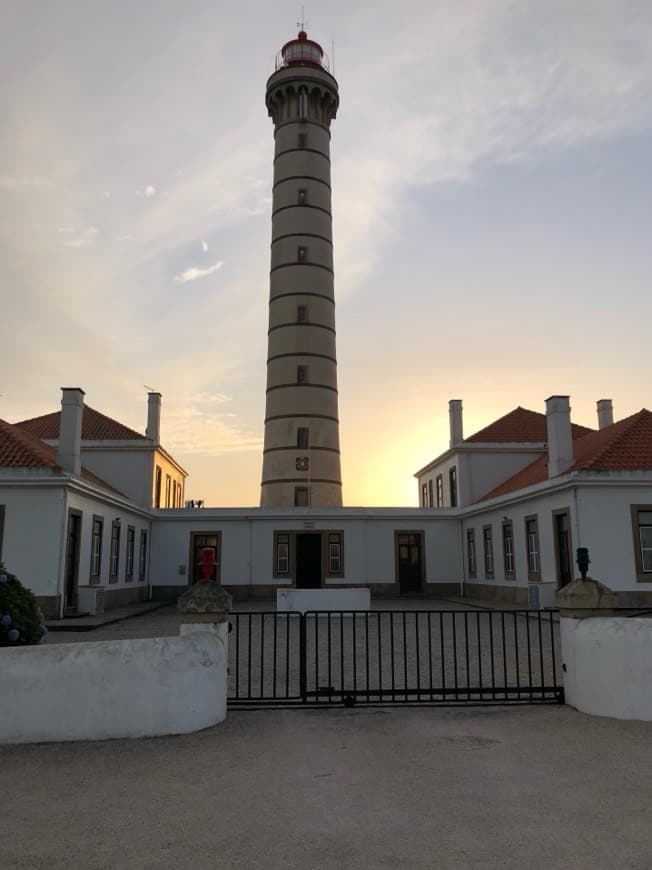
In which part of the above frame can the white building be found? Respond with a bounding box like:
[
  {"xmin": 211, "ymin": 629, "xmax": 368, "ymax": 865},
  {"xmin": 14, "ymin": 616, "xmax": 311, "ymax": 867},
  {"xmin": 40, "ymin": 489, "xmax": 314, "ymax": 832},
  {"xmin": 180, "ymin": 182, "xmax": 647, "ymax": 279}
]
[
  {"xmin": 1, "ymin": 388, "xmax": 651, "ymax": 616},
  {"xmin": 416, "ymin": 397, "xmax": 652, "ymax": 608}
]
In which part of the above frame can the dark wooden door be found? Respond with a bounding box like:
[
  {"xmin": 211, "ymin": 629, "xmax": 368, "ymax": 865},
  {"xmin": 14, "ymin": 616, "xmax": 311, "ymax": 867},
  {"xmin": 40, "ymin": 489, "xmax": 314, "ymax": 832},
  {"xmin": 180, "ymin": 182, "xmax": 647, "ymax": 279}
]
[
  {"xmin": 397, "ymin": 533, "xmax": 423, "ymax": 593},
  {"xmin": 64, "ymin": 511, "xmax": 82, "ymax": 611},
  {"xmin": 296, "ymin": 534, "xmax": 322, "ymax": 589},
  {"xmin": 555, "ymin": 513, "xmax": 572, "ymax": 587}
]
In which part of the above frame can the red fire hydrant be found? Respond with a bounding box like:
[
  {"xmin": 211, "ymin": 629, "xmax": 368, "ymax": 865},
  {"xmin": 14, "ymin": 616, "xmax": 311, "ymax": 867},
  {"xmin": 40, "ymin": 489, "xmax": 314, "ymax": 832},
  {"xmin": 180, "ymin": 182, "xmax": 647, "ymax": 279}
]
[{"xmin": 197, "ymin": 547, "xmax": 217, "ymax": 584}]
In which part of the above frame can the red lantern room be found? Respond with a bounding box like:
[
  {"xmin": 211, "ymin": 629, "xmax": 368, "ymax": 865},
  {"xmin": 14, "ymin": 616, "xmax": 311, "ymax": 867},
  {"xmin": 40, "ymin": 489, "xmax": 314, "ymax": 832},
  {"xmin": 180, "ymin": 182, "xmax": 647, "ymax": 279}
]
[{"xmin": 276, "ymin": 30, "xmax": 330, "ymax": 72}]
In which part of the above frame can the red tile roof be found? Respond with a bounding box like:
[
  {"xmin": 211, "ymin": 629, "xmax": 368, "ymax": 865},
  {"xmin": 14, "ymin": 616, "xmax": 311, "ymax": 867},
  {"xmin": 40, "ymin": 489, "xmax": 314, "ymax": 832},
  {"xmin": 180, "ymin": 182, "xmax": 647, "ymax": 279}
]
[
  {"xmin": 478, "ymin": 409, "xmax": 652, "ymax": 502},
  {"xmin": 17, "ymin": 405, "xmax": 145, "ymax": 441},
  {"xmin": 0, "ymin": 418, "xmax": 122, "ymax": 494},
  {"xmin": 465, "ymin": 406, "xmax": 594, "ymax": 443}
]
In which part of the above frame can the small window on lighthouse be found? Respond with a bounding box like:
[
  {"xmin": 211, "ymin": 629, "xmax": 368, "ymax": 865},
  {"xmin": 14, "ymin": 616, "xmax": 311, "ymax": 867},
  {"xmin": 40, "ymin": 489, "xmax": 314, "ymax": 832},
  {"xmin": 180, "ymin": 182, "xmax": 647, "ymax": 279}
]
[
  {"xmin": 297, "ymin": 246, "xmax": 307, "ymax": 262},
  {"xmin": 297, "ymin": 305, "xmax": 308, "ymax": 322},
  {"xmin": 297, "ymin": 427, "xmax": 309, "ymax": 448},
  {"xmin": 297, "ymin": 365, "xmax": 309, "ymax": 384},
  {"xmin": 297, "ymin": 188, "xmax": 307, "ymax": 205}
]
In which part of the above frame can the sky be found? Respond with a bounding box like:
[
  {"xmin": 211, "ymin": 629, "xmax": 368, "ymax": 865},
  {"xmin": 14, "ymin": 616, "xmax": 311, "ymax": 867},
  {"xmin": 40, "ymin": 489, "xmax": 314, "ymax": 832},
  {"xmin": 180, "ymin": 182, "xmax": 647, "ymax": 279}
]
[{"xmin": 1, "ymin": 0, "xmax": 651, "ymax": 506}]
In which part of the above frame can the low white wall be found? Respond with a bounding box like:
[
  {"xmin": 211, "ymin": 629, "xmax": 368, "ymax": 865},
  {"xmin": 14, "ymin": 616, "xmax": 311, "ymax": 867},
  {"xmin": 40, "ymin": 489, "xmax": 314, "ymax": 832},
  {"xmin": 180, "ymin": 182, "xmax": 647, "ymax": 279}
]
[
  {"xmin": 277, "ymin": 587, "xmax": 371, "ymax": 613},
  {"xmin": 561, "ymin": 617, "xmax": 652, "ymax": 721},
  {"xmin": 1, "ymin": 630, "xmax": 227, "ymax": 744}
]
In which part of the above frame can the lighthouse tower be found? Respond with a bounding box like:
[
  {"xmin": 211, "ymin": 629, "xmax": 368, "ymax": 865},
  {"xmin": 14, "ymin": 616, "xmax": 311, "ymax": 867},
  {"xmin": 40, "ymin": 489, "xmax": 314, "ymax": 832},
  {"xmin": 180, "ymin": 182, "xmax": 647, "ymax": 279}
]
[{"xmin": 260, "ymin": 30, "xmax": 343, "ymax": 507}]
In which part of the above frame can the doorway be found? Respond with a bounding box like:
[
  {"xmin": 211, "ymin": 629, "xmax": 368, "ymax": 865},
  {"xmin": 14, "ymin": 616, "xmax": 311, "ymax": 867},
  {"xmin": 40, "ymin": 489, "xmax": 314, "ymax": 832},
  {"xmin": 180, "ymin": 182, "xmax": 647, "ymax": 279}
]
[
  {"xmin": 190, "ymin": 532, "xmax": 221, "ymax": 584},
  {"xmin": 296, "ymin": 533, "xmax": 322, "ymax": 589},
  {"xmin": 64, "ymin": 510, "xmax": 82, "ymax": 613},
  {"xmin": 396, "ymin": 532, "xmax": 424, "ymax": 594},
  {"xmin": 554, "ymin": 511, "xmax": 572, "ymax": 588}
]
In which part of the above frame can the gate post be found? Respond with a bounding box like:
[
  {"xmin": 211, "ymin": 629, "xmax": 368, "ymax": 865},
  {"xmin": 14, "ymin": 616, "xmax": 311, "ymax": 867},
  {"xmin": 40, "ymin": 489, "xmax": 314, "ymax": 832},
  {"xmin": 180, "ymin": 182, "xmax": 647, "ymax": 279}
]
[
  {"xmin": 177, "ymin": 583, "xmax": 233, "ymax": 711},
  {"xmin": 557, "ymin": 562, "xmax": 618, "ymax": 714}
]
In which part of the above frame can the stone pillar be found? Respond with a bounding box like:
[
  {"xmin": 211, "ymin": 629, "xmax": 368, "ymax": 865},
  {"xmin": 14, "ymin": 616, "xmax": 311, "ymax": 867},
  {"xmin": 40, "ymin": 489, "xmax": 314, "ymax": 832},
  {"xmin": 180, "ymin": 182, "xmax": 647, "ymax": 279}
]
[
  {"xmin": 557, "ymin": 577, "xmax": 617, "ymax": 619},
  {"xmin": 557, "ymin": 576, "xmax": 617, "ymax": 716},
  {"xmin": 177, "ymin": 583, "xmax": 232, "ymax": 651}
]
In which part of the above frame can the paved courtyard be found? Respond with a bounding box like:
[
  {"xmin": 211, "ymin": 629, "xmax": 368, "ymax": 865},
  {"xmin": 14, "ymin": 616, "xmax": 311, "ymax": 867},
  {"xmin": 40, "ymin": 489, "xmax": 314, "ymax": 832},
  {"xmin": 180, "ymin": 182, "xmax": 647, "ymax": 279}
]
[{"xmin": 2, "ymin": 705, "xmax": 651, "ymax": 869}]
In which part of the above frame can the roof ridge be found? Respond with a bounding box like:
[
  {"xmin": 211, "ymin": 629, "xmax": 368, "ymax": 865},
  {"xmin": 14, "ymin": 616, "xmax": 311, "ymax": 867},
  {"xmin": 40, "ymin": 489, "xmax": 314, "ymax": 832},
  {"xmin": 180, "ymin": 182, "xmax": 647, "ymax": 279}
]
[{"xmin": 16, "ymin": 403, "xmax": 145, "ymax": 441}]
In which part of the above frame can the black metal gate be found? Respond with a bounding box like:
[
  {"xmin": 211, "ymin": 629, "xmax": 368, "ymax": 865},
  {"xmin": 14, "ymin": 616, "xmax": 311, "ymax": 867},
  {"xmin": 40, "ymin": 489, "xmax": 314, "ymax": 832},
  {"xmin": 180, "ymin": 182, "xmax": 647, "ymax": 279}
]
[{"xmin": 228, "ymin": 609, "xmax": 564, "ymax": 707}]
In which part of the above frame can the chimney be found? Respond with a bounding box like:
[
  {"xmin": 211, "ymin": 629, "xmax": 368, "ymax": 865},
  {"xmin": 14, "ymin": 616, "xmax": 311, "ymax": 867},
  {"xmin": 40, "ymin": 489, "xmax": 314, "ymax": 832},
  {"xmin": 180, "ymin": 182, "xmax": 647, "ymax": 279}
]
[
  {"xmin": 449, "ymin": 400, "xmax": 463, "ymax": 447},
  {"xmin": 546, "ymin": 395, "xmax": 574, "ymax": 478},
  {"xmin": 56, "ymin": 388, "xmax": 85, "ymax": 476},
  {"xmin": 596, "ymin": 399, "xmax": 614, "ymax": 430},
  {"xmin": 146, "ymin": 392, "xmax": 161, "ymax": 444}
]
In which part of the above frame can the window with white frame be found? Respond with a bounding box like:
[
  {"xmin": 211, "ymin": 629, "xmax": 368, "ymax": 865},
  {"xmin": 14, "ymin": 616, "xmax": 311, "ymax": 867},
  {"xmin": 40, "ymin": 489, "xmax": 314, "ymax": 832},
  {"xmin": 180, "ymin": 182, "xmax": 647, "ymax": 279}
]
[
  {"xmin": 526, "ymin": 517, "xmax": 540, "ymax": 578},
  {"xmin": 90, "ymin": 516, "xmax": 103, "ymax": 578},
  {"xmin": 328, "ymin": 532, "xmax": 343, "ymax": 575},
  {"xmin": 449, "ymin": 466, "xmax": 458, "ymax": 507},
  {"xmin": 125, "ymin": 526, "xmax": 135, "ymax": 581},
  {"xmin": 436, "ymin": 475, "xmax": 443, "ymax": 507},
  {"xmin": 635, "ymin": 509, "xmax": 652, "ymax": 575},
  {"xmin": 467, "ymin": 529, "xmax": 477, "ymax": 577},
  {"xmin": 502, "ymin": 522, "xmax": 514, "ymax": 577},
  {"xmin": 483, "ymin": 526, "xmax": 494, "ymax": 577},
  {"xmin": 275, "ymin": 532, "xmax": 290, "ymax": 575},
  {"xmin": 110, "ymin": 521, "xmax": 121, "ymax": 582},
  {"xmin": 421, "ymin": 483, "xmax": 428, "ymax": 507},
  {"xmin": 428, "ymin": 479, "xmax": 434, "ymax": 507}
]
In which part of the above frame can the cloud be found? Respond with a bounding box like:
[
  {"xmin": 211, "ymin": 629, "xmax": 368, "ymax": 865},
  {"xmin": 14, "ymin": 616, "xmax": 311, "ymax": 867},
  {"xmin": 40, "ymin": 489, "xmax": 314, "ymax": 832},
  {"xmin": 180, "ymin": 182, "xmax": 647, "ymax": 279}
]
[
  {"xmin": 0, "ymin": 176, "xmax": 54, "ymax": 190},
  {"xmin": 201, "ymin": 239, "xmax": 208, "ymax": 252},
  {"xmin": 137, "ymin": 184, "xmax": 157, "ymax": 197},
  {"xmin": 62, "ymin": 226, "xmax": 99, "ymax": 248},
  {"xmin": 174, "ymin": 259, "xmax": 224, "ymax": 283}
]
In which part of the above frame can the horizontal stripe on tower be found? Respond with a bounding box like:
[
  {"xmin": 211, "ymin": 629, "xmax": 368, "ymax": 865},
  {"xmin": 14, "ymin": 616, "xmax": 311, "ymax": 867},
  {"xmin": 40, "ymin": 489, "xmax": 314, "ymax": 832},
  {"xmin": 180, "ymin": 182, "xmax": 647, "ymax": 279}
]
[
  {"xmin": 269, "ymin": 291, "xmax": 335, "ymax": 304},
  {"xmin": 273, "ymin": 119, "xmax": 332, "ymax": 137},
  {"xmin": 272, "ymin": 203, "xmax": 331, "ymax": 218},
  {"xmin": 271, "ymin": 232, "xmax": 332, "ymax": 246},
  {"xmin": 268, "ymin": 322, "xmax": 335, "ymax": 335},
  {"xmin": 261, "ymin": 477, "xmax": 342, "ymax": 486},
  {"xmin": 266, "ymin": 383, "xmax": 339, "ymax": 394},
  {"xmin": 265, "ymin": 413, "xmax": 339, "ymax": 423},
  {"xmin": 273, "ymin": 175, "xmax": 331, "ymax": 192},
  {"xmin": 267, "ymin": 352, "xmax": 337, "ymax": 364},
  {"xmin": 270, "ymin": 262, "xmax": 334, "ymax": 276},
  {"xmin": 274, "ymin": 147, "xmax": 330, "ymax": 163},
  {"xmin": 263, "ymin": 445, "xmax": 340, "ymax": 455}
]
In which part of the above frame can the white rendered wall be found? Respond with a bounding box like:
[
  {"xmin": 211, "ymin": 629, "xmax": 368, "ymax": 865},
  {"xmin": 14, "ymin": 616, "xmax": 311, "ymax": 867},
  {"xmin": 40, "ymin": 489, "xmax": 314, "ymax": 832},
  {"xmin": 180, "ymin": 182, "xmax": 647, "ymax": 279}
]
[
  {"xmin": 0, "ymin": 631, "xmax": 227, "ymax": 743},
  {"xmin": 0, "ymin": 484, "xmax": 64, "ymax": 597},
  {"xmin": 150, "ymin": 511, "xmax": 462, "ymax": 589},
  {"xmin": 462, "ymin": 489, "xmax": 577, "ymax": 591},
  {"xmin": 561, "ymin": 617, "xmax": 652, "ymax": 720},
  {"xmin": 573, "ymin": 483, "xmax": 652, "ymax": 591},
  {"xmin": 79, "ymin": 447, "xmax": 151, "ymax": 507},
  {"xmin": 65, "ymin": 489, "xmax": 150, "ymax": 591},
  {"xmin": 417, "ymin": 448, "xmax": 543, "ymax": 508}
]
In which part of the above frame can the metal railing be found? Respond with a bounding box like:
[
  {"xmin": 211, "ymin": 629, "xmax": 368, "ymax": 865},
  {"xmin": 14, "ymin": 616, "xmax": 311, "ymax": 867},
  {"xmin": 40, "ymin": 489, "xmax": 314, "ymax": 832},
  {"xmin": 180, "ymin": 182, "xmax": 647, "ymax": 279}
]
[{"xmin": 228, "ymin": 609, "xmax": 564, "ymax": 707}]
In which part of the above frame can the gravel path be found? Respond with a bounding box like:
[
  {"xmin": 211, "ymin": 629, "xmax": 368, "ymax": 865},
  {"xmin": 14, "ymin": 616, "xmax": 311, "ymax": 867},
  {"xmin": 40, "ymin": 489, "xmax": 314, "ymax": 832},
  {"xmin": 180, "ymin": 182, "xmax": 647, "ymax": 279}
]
[{"xmin": 2, "ymin": 706, "xmax": 651, "ymax": 870}]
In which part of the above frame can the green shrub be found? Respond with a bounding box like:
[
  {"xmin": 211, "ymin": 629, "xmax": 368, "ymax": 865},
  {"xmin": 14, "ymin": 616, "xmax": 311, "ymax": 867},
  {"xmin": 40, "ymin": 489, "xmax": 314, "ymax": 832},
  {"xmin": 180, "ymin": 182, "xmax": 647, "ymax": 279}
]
[{"xmin": 0, "ymin": 563, "xmax": 46, "ymax": 646}]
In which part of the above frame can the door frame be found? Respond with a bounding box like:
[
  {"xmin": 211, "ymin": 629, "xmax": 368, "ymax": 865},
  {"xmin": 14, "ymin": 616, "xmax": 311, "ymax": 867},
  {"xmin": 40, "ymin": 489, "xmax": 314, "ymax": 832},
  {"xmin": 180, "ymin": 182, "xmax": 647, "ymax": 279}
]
[
  {"xmin": 394, "ymin": 530, "xmax": 425, "ymax": 593},
  {"xmin": 551, "ymin": 508, "xmax": 573, "ymax": 589},
  {"xmin": 64, "ymin": 509, "xmax": 83, "ymax": 612},
  {"xmin": 188, "ymin": 531, "xmax": 222, "ymax": 585}
]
